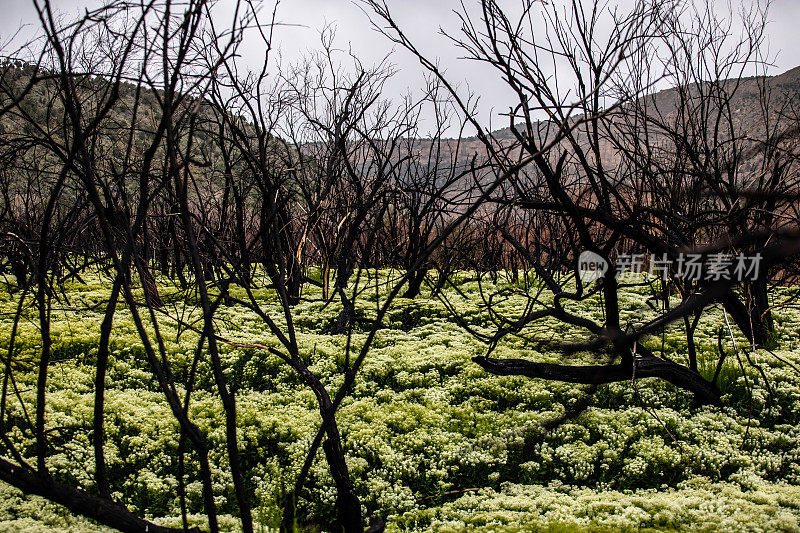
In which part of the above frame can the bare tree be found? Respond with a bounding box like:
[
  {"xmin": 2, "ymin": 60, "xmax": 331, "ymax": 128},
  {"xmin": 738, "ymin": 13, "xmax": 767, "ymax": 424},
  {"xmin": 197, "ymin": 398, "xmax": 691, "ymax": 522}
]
[
  {"xmin": 0, "ymin": 1, "xmax": 249, "ymax": 531},
  {"xmin": 198, "ymin": 23, "xmax": 515, "ymax": 529},
  {"xmin": 364, "ymin": 0, "xmax": 800, "ymax": 407}
]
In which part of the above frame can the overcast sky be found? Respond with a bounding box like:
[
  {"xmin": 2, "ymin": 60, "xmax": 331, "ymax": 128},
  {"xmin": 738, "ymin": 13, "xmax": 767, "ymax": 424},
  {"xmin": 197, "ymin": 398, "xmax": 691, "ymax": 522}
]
[{"xmin": 2, "ymin": 0, "xmax": 799, "ymax": 135}]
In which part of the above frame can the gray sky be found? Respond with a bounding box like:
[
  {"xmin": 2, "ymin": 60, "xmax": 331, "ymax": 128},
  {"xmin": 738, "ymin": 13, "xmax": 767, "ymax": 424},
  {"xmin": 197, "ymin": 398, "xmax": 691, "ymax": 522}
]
[{"xmin": 2, "ymin": 0, "xmax": 799, "ymax": 135}]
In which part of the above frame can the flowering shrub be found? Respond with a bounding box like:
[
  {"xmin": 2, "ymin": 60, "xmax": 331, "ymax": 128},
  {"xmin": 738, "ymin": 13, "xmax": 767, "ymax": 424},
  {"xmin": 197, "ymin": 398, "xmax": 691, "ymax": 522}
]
[{"xmin": 388, "ymin": 479, "xmax": 800, "ymax": 532}]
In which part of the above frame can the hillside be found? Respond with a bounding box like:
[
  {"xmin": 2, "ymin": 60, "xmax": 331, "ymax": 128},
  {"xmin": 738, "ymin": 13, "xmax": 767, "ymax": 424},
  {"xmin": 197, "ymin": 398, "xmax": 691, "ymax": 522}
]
[
  {"xmin": 3, "ymin": 60, "xmax": 798, "ymax": 180},
  {"xmin": 476, "ymin": 66, "xmax": 800, "ymax": 172}
]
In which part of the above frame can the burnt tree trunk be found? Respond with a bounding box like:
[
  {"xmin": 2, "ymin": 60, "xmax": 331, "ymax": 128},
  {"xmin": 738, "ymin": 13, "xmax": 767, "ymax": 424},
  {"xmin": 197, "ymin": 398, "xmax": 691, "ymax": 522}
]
[
  {"xmin": 322, "ymin": 419, "xmax": 363, "ymax": 533},
  {"xmin": 402, "ymin": 268, "xmax": 427, "ymax": 299},
  {"xmin": 721, "ymin": 289, "xmax": 770, "ymax": 346},
  {"xmin": 473, "ymin": 353, "xmax": 721, "ymax": 405},
  {"xmin": 0, "ymin": 458, "xmax": 200, "ymax": 533}
]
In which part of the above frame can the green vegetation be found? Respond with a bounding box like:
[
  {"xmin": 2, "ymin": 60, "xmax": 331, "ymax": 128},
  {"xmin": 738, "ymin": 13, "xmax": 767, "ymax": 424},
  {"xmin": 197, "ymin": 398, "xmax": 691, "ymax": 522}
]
[{"xmin": 1, "ymin": 271, "xmax": 799, "ymax": 531}]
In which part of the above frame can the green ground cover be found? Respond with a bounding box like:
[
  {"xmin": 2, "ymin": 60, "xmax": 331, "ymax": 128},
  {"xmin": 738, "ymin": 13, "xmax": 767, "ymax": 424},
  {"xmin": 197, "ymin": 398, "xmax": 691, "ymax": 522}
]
[{"xmin": 1, "ymin": 271, "xmax": 799, "ymax": 531}]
